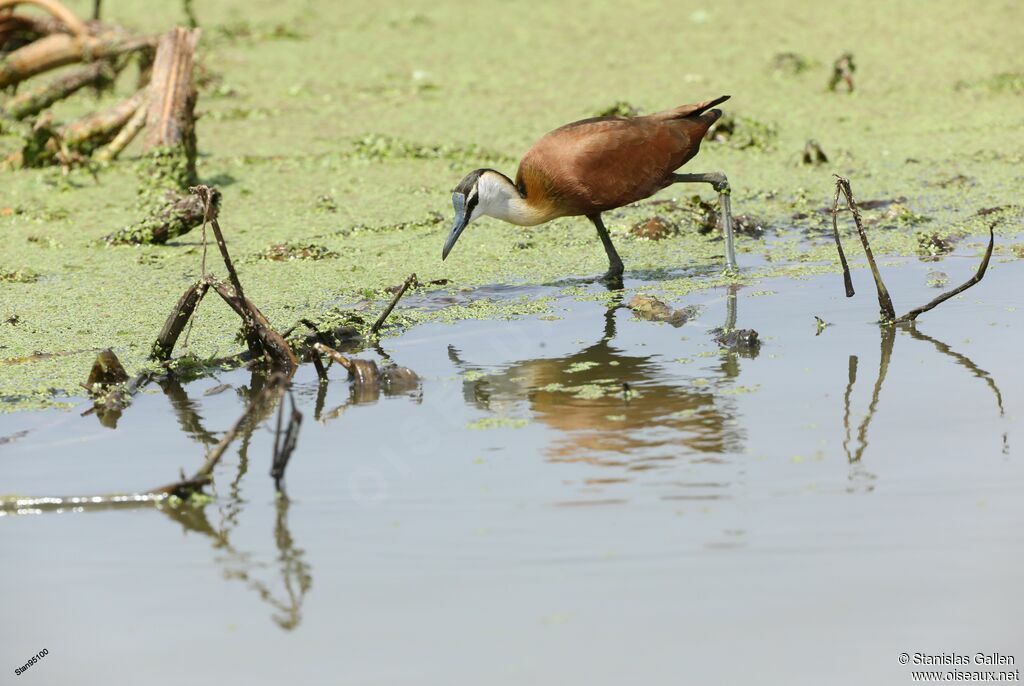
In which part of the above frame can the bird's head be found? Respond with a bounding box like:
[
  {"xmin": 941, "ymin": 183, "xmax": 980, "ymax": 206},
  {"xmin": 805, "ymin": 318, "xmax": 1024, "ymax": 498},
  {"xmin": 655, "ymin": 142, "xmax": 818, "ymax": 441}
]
[{"xmin": 442, "ymin": 168, "xmax": 518, "ymax": 260}]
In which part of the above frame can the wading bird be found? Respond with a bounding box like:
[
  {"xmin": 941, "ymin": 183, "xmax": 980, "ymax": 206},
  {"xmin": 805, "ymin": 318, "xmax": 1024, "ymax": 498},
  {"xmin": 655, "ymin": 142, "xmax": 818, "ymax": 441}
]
[{"xmin": 442, "ymin": 95, "xmax": 737, "ymax": 280}]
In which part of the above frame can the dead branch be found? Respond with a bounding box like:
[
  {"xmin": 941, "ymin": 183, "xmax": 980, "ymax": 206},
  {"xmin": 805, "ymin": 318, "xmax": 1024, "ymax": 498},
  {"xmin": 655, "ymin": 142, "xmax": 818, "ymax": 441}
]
[
  {"xmin": 0, "ymin": 29, "xmax": 152, "ymax": 88},
  {"xmin": 58, "ymin": 86, "xmax": 145, "ymax": 151},
  {"xmin": 829, "ymin": 179, "xmax": 855, "ymax": 298},
  {"xmin": 210, "ymin": 280, "xmax": 297, "ymax": 370},
  {"xmin": 103, "ymin": 27, "xmax": 202, "ymax": 244},
  {"xmin": 0, "ymin": 0, "xmax": 88, "ymax": 38},
  {"xmin": 150, "ymin": 278, "xmax": 209, "ymax": 361},
  {"xmin": 895, "ymin": 224, "xmax": 995, "ymax": 323},
  {"xmin": 141, "ymin": 26, "xmax": 198, "ymax": 162},
  {"xmin": 371, "ymin": 272, "xmax": 416, "ymax": 335},
  {"xmin": 140, "ymin": 190, "xmax": 296, "ymax": 371},
  {"xmin": 194, "ymin": 185, "xmax": 244, "ymax": 300},
  {"xmin": 2, "ymin": 57, "xmax": 115, "ymax": 118},
  {"xmin": 94, "ymin": 94, "xmax": 147, "ymax": 160},
  {"xmin": 107, "ymin": 190, "xmax": 209, "ymax": 244},
  {"xmin": 830, "ymin": 175, "xmax": 996, "ymax": 324},
  {"xmin": 832, "ymin": 175, "xmax": 895, "ymax": 320}
]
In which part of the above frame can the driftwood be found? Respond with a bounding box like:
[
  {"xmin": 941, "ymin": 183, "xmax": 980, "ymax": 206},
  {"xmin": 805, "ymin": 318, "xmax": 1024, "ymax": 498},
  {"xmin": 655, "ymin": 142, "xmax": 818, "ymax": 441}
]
[
  {"xmin": 0, "ymin": 25, "xmax": 150, "ymax": 88},
  {"xmin": 830, "ymin": 175, "xmax": 996, "ymax": 324},
  {"xmin": 95, "ymin": 96, "xmax": 147, "ymax": 160},
  {"xmin": 151, "ymin": 279, "xmax": 209, "ymax": 361},
  {"xmin": 59, "ymin": 86, "xmax": 145, "ymax": 151},
  {"xmin": 105, "ymin": 27, "xmax": 203, "ymax": 244},
  {"xmin": 0, "ymin": 0, "xmax": 152, "ymax": 88},
  {"xmin": 1, "ymin": 0, "xmax": 158, "ymax": 171},
  {"xmin": 313, "ymin": 342, "xmax": 420, "ymax": 414},
  {"xmin": 2, "ymin": 57, "xmax": 115, "ymax": 118}
]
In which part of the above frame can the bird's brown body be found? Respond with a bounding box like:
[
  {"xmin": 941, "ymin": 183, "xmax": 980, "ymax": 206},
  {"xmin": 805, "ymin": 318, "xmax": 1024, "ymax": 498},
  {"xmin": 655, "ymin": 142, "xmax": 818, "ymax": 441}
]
[{"xmin": 514, "ymin": 95, "xmax": 728, "ymax": 221}]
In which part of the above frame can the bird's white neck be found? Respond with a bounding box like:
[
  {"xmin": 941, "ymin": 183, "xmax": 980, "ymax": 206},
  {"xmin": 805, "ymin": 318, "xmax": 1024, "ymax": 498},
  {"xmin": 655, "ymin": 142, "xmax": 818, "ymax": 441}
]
[{"xmin": 477, "ymin": 172, "xmax": 548, "ymax": 226}]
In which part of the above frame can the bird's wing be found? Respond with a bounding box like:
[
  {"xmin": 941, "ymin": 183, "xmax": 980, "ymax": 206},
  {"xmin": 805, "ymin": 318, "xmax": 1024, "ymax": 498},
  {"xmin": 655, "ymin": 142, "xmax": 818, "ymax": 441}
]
[{"xmin": 518, "ymin": 116, "xmax": 702, "ymax": 213}]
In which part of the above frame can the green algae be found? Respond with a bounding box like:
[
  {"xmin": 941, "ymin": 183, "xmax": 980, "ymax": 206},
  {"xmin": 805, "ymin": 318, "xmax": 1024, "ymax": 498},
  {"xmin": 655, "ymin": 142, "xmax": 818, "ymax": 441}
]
[
  {"xmin": 1, "ymin": 0, "xmax": 1023, "ymax": 409},
  {"xmin": 467, "ymin": 417, "xmax": 529, "ymax": 430},
  {"xmin": 956, "ymin": 72, "xmax": 1024, "ymax": 95},
  {"xmin": 252, "ymin": 241, "xmax": 338, "ymax": 262},
  {"xmin": 0, "ymin": 268, "xmax": 38, "ymax": 283},
  {"xmin": 705, "ymin": 113, "xmax": 779, "ymax": 151}
]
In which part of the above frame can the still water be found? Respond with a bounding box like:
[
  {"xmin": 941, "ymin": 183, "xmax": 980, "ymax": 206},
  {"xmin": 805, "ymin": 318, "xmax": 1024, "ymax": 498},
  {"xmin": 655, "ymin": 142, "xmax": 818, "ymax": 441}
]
[{"xmin": 2, "ymin": 252, "xmax": 1021, "ymax": 685}]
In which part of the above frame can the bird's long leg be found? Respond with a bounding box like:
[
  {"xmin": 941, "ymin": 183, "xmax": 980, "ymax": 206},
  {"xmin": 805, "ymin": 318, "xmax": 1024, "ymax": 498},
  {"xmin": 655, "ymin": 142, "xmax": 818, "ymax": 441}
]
[
  {"xmin": 588, "ymin": 213, "xmax": 624, "ymax": 281},
  {"xmin": 670, "ymin": 172, "xmax": 737, "ymax": 271}
]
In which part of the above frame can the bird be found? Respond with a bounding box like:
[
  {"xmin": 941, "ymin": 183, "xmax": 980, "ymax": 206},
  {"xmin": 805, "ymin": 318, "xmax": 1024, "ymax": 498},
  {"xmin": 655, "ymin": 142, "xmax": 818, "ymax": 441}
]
[{"xmin": 442, "ymin": 95, "xmax": 737, "ymax": 281}]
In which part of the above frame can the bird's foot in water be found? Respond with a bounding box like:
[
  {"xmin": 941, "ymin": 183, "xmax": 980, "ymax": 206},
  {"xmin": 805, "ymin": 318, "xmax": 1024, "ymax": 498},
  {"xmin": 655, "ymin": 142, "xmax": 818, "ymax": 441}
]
[{"xmin": 599, "ymin": 265, "xmax": 625, "ymax": 289}]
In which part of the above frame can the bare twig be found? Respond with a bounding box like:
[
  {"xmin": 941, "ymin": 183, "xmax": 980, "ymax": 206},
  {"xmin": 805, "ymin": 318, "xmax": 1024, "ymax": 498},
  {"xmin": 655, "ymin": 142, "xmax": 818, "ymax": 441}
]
[
  {"xmin": 830, "ymin": 175, "xmax": 996, "ymax": 324},
  {"xmin": 895, "ymin": 224, "xmax": 995, "ymax": 323},
  {"xmin": 209, "ymin": 280, "xmax": 297, "ymax": 370},
  {"xmin": 830, "ymin": 180, "xmax": 855, "ymax": 298},
  {"xmin": 371, "ymin": 272, "xmax": 416, "ymax": 335},
  {"xmin": 833, "ymin": 175, "xmax": 895, "ymax": 321}
]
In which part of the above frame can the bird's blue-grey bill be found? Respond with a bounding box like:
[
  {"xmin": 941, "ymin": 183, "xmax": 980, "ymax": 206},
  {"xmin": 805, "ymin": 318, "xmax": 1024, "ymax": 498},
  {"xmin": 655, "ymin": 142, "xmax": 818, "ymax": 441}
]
[{"xmin": 442, "ymin": 193, "xmax": 468, "ymax": 260}]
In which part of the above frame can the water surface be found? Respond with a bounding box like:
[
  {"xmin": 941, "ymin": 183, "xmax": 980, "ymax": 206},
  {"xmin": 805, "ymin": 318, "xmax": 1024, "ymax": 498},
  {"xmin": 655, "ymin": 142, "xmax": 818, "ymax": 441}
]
[{"xmin": 2, "ymin": 254, "xmax": 1022, "ymax": 684}]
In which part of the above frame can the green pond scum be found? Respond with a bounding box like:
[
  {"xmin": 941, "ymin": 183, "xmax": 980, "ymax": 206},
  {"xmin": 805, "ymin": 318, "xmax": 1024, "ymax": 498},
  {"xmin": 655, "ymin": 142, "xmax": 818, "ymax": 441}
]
[{"xmin": 2, "ymin": 0, "xmax": 1024, "ymax": 409}]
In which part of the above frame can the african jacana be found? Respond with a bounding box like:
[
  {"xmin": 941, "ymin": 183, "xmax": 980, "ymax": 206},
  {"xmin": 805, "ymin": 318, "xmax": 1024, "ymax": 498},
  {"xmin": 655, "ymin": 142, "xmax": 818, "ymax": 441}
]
[{"xmin": 442, "ymin": 95, "xmax": 737, "ymax": 280}]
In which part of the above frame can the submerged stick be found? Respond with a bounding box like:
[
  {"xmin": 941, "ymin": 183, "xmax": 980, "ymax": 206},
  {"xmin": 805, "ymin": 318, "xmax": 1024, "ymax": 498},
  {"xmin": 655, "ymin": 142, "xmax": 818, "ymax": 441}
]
[
  {"xmin": 894, "ymin": 224, "xmax": 996, "ymax": 323},
  {"xmin": 371, "ymin": 272, "xmax": 416, "ymax": 335}
]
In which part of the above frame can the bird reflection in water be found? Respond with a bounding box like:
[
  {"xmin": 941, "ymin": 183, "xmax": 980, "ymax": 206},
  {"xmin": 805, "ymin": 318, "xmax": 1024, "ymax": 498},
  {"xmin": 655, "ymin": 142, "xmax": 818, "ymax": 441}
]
[{"xmin": 449, "ymin": 286, "xmax": 755, "ymax": 471}]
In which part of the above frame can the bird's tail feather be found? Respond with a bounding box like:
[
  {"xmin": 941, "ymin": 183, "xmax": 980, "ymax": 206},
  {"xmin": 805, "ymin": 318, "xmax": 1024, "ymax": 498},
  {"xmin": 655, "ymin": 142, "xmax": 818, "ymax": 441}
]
[{"xmin": 656, "ymin": 95, "xmax": 731, "ymax": 121}]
